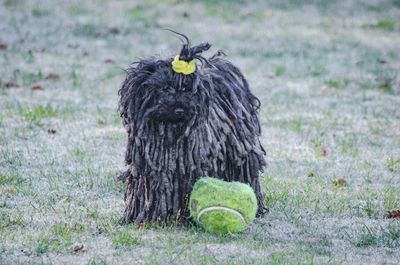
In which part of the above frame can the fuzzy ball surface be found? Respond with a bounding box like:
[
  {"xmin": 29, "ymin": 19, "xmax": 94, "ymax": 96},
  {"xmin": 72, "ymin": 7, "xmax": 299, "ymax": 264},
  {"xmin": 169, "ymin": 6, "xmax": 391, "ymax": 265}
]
[{"xmin": 189, "ymin": 177, "xmax": 258, "ymax": 233}]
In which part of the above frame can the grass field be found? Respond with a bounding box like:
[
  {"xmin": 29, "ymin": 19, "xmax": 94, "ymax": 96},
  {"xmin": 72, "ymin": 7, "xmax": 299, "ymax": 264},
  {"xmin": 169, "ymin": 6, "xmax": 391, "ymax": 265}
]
[{"xmin": 1, "ymin": 0, "xmax": 400, "ymax": 264}]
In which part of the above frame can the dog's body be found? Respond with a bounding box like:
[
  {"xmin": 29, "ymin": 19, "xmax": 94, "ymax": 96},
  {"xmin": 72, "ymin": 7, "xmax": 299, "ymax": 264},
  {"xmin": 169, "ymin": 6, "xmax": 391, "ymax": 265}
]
[{"xmin": 118, "ymin": 36, "xmax": 266, "ymax": 224}]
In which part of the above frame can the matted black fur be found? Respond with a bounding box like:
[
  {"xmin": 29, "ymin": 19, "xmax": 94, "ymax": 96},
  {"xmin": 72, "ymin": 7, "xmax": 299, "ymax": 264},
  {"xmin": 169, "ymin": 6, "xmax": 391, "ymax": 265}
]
[{"xmin": 118, "ymin": 33, "xmax": 267, "ymax": 225}]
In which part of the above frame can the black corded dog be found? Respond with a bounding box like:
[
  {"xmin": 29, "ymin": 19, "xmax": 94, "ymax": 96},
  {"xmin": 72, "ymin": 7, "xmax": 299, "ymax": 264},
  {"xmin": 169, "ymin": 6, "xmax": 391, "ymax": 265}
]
[{"xmin": 118, "ymin": 32, "xmax": 266, "ymax": 224}]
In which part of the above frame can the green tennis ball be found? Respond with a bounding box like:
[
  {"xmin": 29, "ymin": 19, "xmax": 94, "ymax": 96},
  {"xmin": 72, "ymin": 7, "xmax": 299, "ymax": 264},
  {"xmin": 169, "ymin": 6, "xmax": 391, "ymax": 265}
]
[{"xmin": 189, "ymin": 177, "xmax": 258, "ymax": 234}]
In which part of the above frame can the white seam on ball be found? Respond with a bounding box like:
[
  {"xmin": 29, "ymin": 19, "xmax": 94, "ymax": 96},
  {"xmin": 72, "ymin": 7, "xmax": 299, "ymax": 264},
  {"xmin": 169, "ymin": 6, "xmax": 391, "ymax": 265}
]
[{"xmin": 197, "ymin": 206, "xmax": 246, "ymax": 225}]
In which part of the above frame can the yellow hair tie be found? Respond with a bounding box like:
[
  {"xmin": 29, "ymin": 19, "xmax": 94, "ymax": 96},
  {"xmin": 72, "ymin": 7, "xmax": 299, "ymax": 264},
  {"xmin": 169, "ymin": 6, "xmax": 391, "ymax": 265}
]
[{"xmin": 171, "ymin": 55, "xmax": 195, "ymax": 75}]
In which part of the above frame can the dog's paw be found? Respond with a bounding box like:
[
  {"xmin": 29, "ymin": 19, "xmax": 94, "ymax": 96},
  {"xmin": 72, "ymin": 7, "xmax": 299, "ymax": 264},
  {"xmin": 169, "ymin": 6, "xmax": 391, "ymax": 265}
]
[{"xmin": 116, "ymin": 170, "xmax": 130, "ymax": 183}]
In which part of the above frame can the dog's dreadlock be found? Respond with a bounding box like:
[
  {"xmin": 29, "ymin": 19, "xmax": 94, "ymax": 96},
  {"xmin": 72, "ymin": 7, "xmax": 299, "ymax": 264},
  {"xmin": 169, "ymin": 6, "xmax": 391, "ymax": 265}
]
[{"xmin": 118, "ymin": 32, "xmax": 266, "ymax": 224}]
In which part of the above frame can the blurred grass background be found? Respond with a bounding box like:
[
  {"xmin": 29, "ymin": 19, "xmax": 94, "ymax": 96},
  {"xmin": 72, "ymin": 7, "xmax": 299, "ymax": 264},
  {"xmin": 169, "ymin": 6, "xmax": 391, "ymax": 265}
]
[{"xmin": 1, "ymin": 0, "xmax": 400, "ymax": 264}]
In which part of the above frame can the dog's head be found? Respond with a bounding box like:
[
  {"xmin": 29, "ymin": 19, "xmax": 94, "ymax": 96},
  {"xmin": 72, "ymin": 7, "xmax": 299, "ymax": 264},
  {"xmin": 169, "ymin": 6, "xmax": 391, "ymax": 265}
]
[{"xmin": 119, "ymin": 34, "xmax": 212, "ymax": 137}]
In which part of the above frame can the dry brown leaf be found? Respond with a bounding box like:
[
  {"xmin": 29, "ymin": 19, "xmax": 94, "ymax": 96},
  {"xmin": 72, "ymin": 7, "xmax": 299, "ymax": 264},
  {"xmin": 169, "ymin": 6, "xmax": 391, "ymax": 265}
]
[
  {"xmin": 32, "ymin": 85, "xmax": 43, "ymax": 90},
  {"xmin": 5, "ymin": 81, "xmax": 19, "ymax": 88},
  {"xmin": 45, "ymin": 73, "xmax": 60, "ymax": 80},
  {"xmin": 73, "ymin": 245, "xmax": 84, "ymax": 252},
  {"xmin": 333, "ymin": 178, "xmax": 346, "ymax": 186},
  {"xmin": 108, "ymin": 27, "xmax": 120, "ymax": 34},
  {"xmin": 48, "ymin": 129, "xmax": 57, "ymax": 134},
  {"xmin": 264, "ymin": 10, "xmax": 272, "ymax": 16},
  {"xmin": 0, "ymin": 43, "xmax": 7, "ymax": 50},
  {"xmin": 104, "ymin": 59, "xmax": 115, "ymax": 64},
  {"xmin": 320, "ymin": 147, "xmax": 328, "ymax": 157},
  {"xmin": 386, "ymin": 210, "xmax": 400, "ymax": 219}
]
